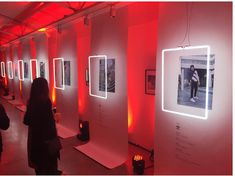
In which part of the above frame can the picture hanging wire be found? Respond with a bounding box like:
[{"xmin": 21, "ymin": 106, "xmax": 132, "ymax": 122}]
[{"xmin": 178, "ymin": 2, "xmax": 194, "ymax": 48}]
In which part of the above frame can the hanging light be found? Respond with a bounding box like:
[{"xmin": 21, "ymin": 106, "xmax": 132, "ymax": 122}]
[
  {"xmin": 110, "ymin": 5, "xmax": 116, "ymax": 18},
  {"xmin": 84, "ymin": 15, "xmax": 89, "ymax": 26}
]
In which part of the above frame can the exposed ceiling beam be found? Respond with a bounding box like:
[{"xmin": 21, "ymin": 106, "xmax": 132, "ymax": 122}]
[
  {"xmin": 54, "ymin": 2, "xmax": 76, "ymax": 12},
  {"xmin": 0, "ymin": 12, "xmax": 36, "ymax": 30},
  {"xmin": 0, "ymin": 29, "xmax": 19, "ymax": 37}
]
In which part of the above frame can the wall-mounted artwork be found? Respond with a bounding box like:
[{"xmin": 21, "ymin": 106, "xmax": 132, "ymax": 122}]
[
  {"xmin": 177, "ymin": 54, "xmax": 215, "ymax": 110},
  {"xmin": 15, "ymin": 62, "xmax": 18, "ymax": 77},
  {"xmin": 40, "ymin": 61, "xmax": 45, "ymax": 78},
  {"xmin": 85, "ymin": 68, "xmax": 89, "ymax": 86},
  {"xmin": 145, "ymin": 69, "xmax": 156, "ymax": 95},
  {"xmin": 53, "ymin": 58, "xmax": 64, "ymax": 90},
  {"xmin": 63, "ymin": 61, "xmax": 71, "ymax": 86},
  {"xmin": 7, "ymin": 61, "xmax": 13, "ymax": 79},
  {"xmin": 24, "ymin": 62, "xmax": 29, "ymax": 78},
  {"xmin": 99, "ymin": 58, "xmax": 115, "ymax": 93}
]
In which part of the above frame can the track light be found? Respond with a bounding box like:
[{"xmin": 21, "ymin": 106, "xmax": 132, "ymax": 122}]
[
  {"xmin": 84, "ymin": 15, "xmax": 89, "ymax": 26},
  {"xmin": 110, "ymin": 5, "xmax": 116, "ymax": 18}
]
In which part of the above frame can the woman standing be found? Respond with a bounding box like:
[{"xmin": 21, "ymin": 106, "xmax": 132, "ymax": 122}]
[
  {"xmin": 23, "ymin": 78, "xmax": 61, "ymax": 175},
  {"xmin": 0, "ymin": 104, "xmax": 10, "ymax": 161}
]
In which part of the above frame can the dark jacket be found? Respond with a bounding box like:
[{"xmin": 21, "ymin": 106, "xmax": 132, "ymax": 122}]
[
  {"xmin": 23, "ymin": 99, "xmax": 58, "ymax": 168},
  {"xmin": 0, "ymin": 104, "xmax": 10, "ymax": 154}
]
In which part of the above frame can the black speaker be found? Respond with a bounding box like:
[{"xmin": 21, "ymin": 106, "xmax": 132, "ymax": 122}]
[{"xmin": 78, "ymin": 120, "xmax": 89, "ymax": 141}]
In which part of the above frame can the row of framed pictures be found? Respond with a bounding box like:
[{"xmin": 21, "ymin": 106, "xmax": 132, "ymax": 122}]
[
  {"xmin": 0, "ymin": 59, "xmax": 71, "ymax": 88},
  {"xmin": 0, "ymin": 60, "xmax": 46, "ymax": 81},
  {"xmin": 0, "ymin": 58, "xmax": 156, "ymax": 95}
]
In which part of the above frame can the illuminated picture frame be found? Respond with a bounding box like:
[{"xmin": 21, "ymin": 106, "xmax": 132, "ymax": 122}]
[
  {"xmin": 7, "ymin": 61, "xmax": 13, "ymax": 79},
  {"xmin": 162, "ymin": 45, "xmax": 210, "ymax": 120},
  {"xmin": 1, "ymin": 62, "xmax": 6, "ymax": 77},
  {"xmin": 18, "ymin": 60, "xmax": 24, "ymax": 81},
  {"xmin": 30, "ymin": 59, "xmax": 39, "ymax": 82},
  {"xmin": 88, "ymin": 55, "xmax": 107, "ymax": 99},
  {"xmin": 53, "ymin": 58, "xmax": 65, "ymax": 90}
]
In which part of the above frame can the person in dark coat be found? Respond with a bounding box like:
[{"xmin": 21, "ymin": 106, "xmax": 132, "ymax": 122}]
[
  {"xmin": 23, "ymin": 78, "xmax": 61, "ymax": 175},
  {"xmin": 0, "ymin": 104, "xmax": 10, "ymax": 161}
]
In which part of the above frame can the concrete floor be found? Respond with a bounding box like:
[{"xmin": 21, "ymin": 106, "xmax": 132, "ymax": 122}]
[{"xmin": 0, "ymin": 98, "xmax": 154, "ymax": 175}]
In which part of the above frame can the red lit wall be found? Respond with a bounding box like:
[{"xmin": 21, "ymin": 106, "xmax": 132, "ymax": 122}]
[
  {"xmin": 76, "ymin": 22, "xmax": 91, "ymax": 118},
  {"xmin": 12, "ymin": 44, "xmax": 21, "ymax": 100},
  {"xmin": 127, "ymin": 2, "xmax": 158, "ymax": 150},
  {"xmin": 48, "ymin": 30, "xmax": 58, "ymax": 106}
]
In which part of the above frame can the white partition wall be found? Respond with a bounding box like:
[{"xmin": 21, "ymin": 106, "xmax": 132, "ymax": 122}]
[
  {"xmin": 155, "ymin": 2, "xmax": 232, "ymax": 175},
  {"xmin": 21, "ymin": 40, "xmax": 31, "ymax": 104},
  {"xmin": 55, "ymin": 21, "xmax": 79, "ymax": 136},
  {"xmin": 34, "ymin": 34, "xmax": 50, "ymax": 82},
  {"xmin": 75, "ymin": 6, "xmax": 128, "ymax": 169}
]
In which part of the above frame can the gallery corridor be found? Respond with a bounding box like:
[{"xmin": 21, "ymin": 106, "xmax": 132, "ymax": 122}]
[{"xmin": 0, "ymin": 98, "xmax": 153, "ymax": 175}]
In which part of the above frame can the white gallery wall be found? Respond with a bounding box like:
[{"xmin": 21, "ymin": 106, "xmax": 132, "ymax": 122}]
[
  {"xmin": 5, "ymin": 47, "xmax": 13, "ymax": 94},
  {"xmin": 21, "ymin": 39, "xmax": 32, "ymax": 104},
  {"xmin": 76, "ymin": 6, "xmax": 128, "ymax": 169},
  {"xmin": 155, "ymin": 2, "xmax": 232, "ymax": 174},
  {"xmin": 56, "ymin": 22, "xmax": 79, "ymax": 133},
  {"xmin": 12, "ymin": 45, "xmax": 21, "ymax": 101},
  {"xmin": 34, "ymin": 34, "xmax": 50, "ymax": 83}
]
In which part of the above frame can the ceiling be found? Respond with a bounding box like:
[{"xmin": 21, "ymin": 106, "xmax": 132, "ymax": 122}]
[{"xmin": 0, "ymin": 2, "xmax": 98, "ymax": 46}]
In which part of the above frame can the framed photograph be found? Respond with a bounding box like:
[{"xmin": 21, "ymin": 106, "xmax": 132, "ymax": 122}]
[
  {"xmin": 64, "ymin": 61, "xmax": 71, "ymax": 86},
  {"xmin": 40, "ymin": 61, "xmax": 45, "ymax": 78},
  {"xmin": 24, "ymin": 62, "xmax": 29, "ymax": 78},
  {"xmin": 145, "ymin": 69, "xmax": 156, "ymax": 95},
  {"xmin": 99, "ymin": 58, "xmax": 115, "ymax": 93},
  {"xmin": 177, "ymin": 54, "xmax": 215, "ymax": 110},
  {"xmin": 85, "ymin": 68, "xmax": 89, "ymax": 86}
]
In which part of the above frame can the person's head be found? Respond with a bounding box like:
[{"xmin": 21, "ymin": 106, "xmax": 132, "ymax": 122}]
[
  {"xmin": 190, "ymin": 65, "xmax": 195, "ymax": 71},
  {"xmin": 29, "ymin": 77, "xmax": 49, "ymax": 104}
]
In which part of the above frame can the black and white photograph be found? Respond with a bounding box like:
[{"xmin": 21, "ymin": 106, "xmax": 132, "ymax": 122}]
[
  {"xmin": 64, "ymin": 61, "xmax": 71, "ymax": 86},
  {"xmin": 24, "ymin": 62, "xmax": 29, "ymax": 78},
  {"xmin": 14, "ymin": 63, "xmax": 18, "ymax": 77},
  {"xmin": 177, "ymin": 54, "xmax": 215, "ymax": 109},
  {"xmin": 85, "ymin": 68, "xmax": 89, "ymax": 86},
  {"xmin": 145, "ymin": 69, "xmax": 156, "ymax": 95},
  {"xmin": 40, "ymin": 61, "xmax": 45, "ymax": 78},
  {"xmin": 99, "ymin": 58, "xmax": 115, "ymax": 93}
]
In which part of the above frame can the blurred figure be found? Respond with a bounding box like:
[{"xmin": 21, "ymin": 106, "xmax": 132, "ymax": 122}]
[
  {"xmin": 23, "ymin": 78, "xmax": 61, "ymax": 175},
  {"xmin": 189, "ymin": 65, "xmax": 200, "ymax": 102},
  {"xmin": 0, "ymin": 104, "xmax": 10, "ymax": 162}
]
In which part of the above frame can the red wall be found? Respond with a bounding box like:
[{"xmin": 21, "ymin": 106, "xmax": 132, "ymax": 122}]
[{"xmin": 127, "ymin": 2, "xmax": 158, "ymax": 150}]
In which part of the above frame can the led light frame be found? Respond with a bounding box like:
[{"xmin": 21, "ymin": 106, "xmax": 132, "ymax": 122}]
[
  {"xmin": 1, "ymin": 62, "xmax": 6, "ymax": 77},
  {"xmin": 88, "ymin": 55, "xmax": 107, "ymax": 99},
  {"xmin": 18, "ymin": 60, "xmax": 24, "ymax": 81},
  {"xmin": 162, "ymin": 45, "xmax": 210, "ymax": 120},
  {"xmin": 53, "ymin": 58, "xmax": 65, "ymax": 90},
  {"xmin": 30, "ymin": 59, "xmax": 39, "ymax": 82},
  {"xmin": 7, "ymin": 61, "xmax": 13, "ymax": 79}
]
